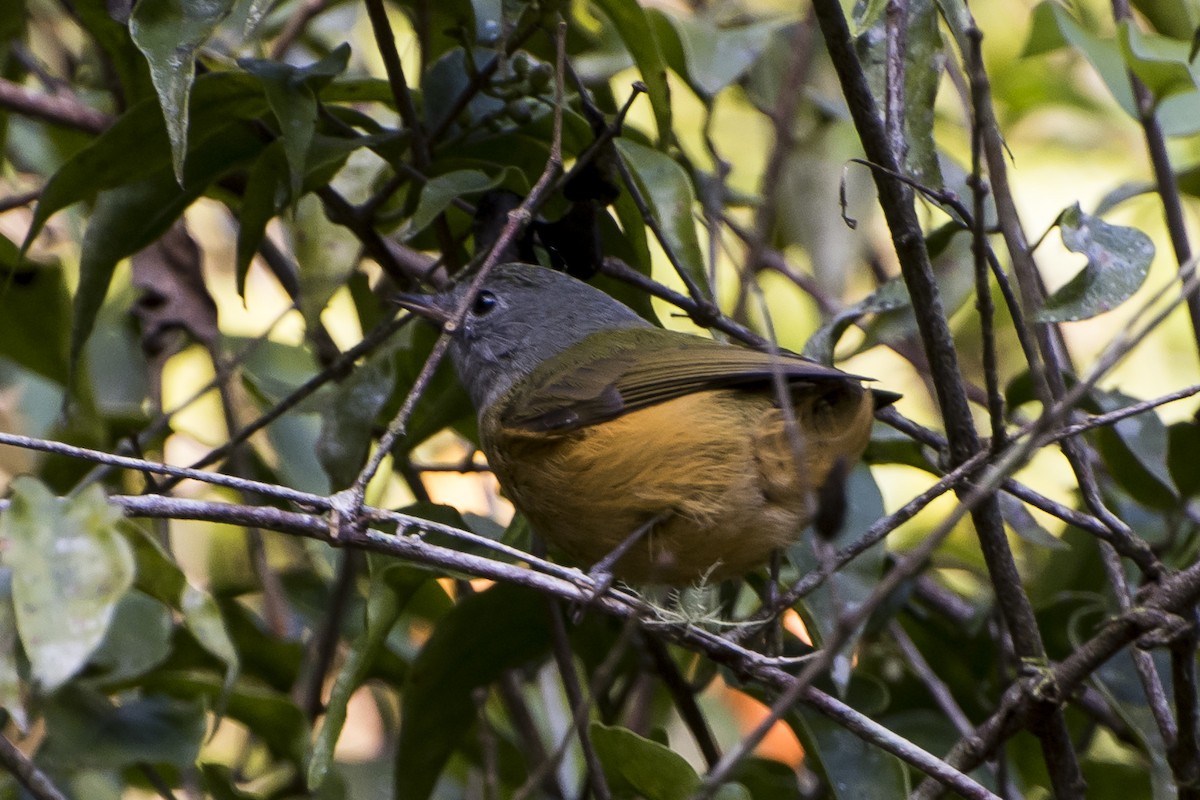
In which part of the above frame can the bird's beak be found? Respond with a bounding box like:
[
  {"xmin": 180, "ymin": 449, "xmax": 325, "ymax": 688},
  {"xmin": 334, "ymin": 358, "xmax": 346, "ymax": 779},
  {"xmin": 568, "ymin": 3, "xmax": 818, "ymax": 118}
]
[{"xmin": 394, "ymin": 292, "xmax": 454, "ymax": 326}]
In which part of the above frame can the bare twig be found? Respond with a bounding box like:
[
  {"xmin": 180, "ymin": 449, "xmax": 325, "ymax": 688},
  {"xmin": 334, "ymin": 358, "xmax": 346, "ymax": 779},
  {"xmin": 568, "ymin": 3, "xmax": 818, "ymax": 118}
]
[
  {"xmin": 0, "ymin": 76, "xmax": 111, "ymax": 134},
  {"xmin": 546, "ymin": 601, "xmax": 612, "ymax": 800},
  {"xmin": 0, "ymin": 733, "xmax": 68, "ymax": 800}
]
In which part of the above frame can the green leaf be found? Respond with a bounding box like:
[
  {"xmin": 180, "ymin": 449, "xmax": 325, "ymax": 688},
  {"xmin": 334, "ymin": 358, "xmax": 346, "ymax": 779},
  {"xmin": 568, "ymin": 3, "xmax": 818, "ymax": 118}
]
[
  {"xmin": 72, "ymin": 0, "xmax": 155, "ymax": 103},
  {"xmin": 85, "ymin": 591, "xmax": 173, "ymax": 687},
  {"xmin": 590, "ymin": 722, "xmax": 701, "ymax": 800},
  {"xmin": 129, "ymin": 0, "xmax": 238, "ymax": 182},
  {"xmin": 235, "ymin": 140, "xmax": 288, "ymax": 294},
  {"xmin": 593, "ymin": 0, "xmax": 673, "ymax": 145},
  {"xmin": 1022, "ymin": 3, "xmax": 1137, "ymax": 117},
  {"xmin": 730, "ymin": 758, "xmax": 802, "ymax": 800},
  {"xmin": 389, "ymin": 320, "xmax": 476, "ymax": 453},
  {"xmin": 41, "ymin": 688, "xmax": 206, "ymax": 770},
  {"xmin": 1037, "ymin": 204, "xmax": 1154, "ymax": 322},
  {"xmin": 655, "ymin": 11, "xmax": 782, "ymax": 99},
  {"xmin": 803, "ymin": 278, "xmax": 910, "ymax": 363},
  {"xmin": 239, "ymin": 44, "xmax": 352, "ymax": 196},
  {"xmin": 308, "ymin": 560, "xmax": 428, "ymax": 789},
  {"xmin": 316, "ymin": 350, "xmax": 395, "ymax": 490},
  {"xmin": 0, "ymin": 570, "xmax": 26, "ymax": 733},
  {"xmin": 0, "ymin": 238, "xmax": 70, "ymax": 384},
  {"xmin": 141, "ymin": 669, "xmax": 308, "ymax": 762},
  {"xmin": 1169, "ymin": 420, "xmax": 1200, "ymax": 498},
  {"xmin": 614, "ymin": 139, "xmax": 707, "ymax": 292},
  {"xmin": 407, "ymin": 167, "xmax": 516, "ymax": 238},
  {"xmin": 395, "ymin": 583, "xmax": 553, "ymax": 800},
  {"xmin": 854, "ymin": 0, "xmax": 943, "ymax": 188},
  {"xmin": 292, "ymin": 191, "xmax": 363, "ymax": 327},
  {"xmin": 23, "ymin": 72, "xmax": 267, "ymax": 256},
  {"xmin": 0, "ymin": 479, "xmax": 132, "ymax": 691},
  {"xmin": 1092, "ymin": 388, "xmax": 1179, "ymax": 509},
  {"xmin": 181, "ymin": 584, "xmax": 240, "ymax": 704},
  {"xmin": 70, "ymin": 120, "xmax": 265, "ymax": 376},
  {"xmin": 1070, "ymin": 605, "xmax": 1174, "ymax": 799},
  {"xmin": 785, "ymin": 700, "xmax": 909, "ymax": 800},
  {"xmin": 1117, "ymin": 21, "xmax": 1198, "ymax": 104}
]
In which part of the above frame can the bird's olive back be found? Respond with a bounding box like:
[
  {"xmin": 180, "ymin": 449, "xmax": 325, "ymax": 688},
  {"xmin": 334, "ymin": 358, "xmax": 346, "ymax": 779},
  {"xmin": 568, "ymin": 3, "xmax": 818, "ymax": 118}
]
[{"xmin": 439, "ymin": 264, "xmax": 650, "ymax": 411}]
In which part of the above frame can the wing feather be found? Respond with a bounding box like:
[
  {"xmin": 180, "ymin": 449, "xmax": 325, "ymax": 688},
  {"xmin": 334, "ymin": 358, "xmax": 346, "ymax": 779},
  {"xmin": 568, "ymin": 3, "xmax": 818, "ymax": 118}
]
[{"xmin": 501, "ymin": 328, "xmax": 873, "ymax": 433}]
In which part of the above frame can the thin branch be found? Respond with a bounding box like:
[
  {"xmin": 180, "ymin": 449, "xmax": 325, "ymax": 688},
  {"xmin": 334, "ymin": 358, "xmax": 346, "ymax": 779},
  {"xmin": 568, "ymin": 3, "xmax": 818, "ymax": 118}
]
[
  {"xmin": 0, "ymin": 733, "xmax": 68, "ymax": 800},
  {"xmin": 269, "ymin": 0, "xmax": 331, "ymax": 59},
  {"xmin": 0, "ymin": 76, "xmax": 111, "ymax": 134},
  {"xmin": 889, "ymin": 621, "xmax": 974, "ymax": 736},
  {"xmin": 1168, "ymin": 608, "xmax": 1200, "ymax": 797},
  {"xmin": 546, "ymin": 601, "xmax": 612, "ymax": 800},
  {"xmin": 642, "ymin": 633, "xmax": 722, "ymax": 768}
]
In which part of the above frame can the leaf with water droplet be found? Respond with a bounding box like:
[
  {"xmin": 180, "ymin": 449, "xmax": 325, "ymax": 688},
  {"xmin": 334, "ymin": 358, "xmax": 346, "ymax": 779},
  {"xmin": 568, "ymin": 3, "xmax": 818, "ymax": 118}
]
[
  {"xmin": 1037, "ymin": 203, "xmax": 1153, "ymax": 322},
  {"xmin": 130, "ymin": 0, "xmax": 238, "ymax": 183}
]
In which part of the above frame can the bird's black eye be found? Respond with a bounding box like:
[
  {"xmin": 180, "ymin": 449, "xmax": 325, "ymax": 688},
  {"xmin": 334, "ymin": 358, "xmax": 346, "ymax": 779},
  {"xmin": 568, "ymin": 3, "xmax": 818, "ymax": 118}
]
[{"xmin": 472, "ymin": 291, "xmax": 498, "ymax": 316}]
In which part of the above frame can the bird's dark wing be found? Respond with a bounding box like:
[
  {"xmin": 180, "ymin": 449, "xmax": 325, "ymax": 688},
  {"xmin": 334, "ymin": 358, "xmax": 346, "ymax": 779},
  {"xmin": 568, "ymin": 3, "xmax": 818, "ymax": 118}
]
[{"xmin": 500, "ymin": 327, "xmax": 883, "ymax": 433}]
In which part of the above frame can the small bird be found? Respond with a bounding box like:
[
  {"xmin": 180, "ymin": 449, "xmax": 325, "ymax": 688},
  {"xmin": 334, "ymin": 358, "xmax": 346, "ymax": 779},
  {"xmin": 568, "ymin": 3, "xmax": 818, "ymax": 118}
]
[{"xmin": 397, "ymin": 263, "xmax": 894, "ymax": 584}]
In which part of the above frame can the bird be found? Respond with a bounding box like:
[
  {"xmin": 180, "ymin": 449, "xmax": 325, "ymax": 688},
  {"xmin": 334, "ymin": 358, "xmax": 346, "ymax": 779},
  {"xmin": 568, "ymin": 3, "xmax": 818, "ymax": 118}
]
[{"xmin": 396, "ymin": 263, "xmax": 896, "ymax": 584}]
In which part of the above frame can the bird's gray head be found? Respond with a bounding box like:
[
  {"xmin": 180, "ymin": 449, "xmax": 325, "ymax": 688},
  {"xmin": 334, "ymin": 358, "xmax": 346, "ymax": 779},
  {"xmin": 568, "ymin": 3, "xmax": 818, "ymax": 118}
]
[{"xmin": 396, "ymin": 263, "xmax": 651, "ymax": 411}]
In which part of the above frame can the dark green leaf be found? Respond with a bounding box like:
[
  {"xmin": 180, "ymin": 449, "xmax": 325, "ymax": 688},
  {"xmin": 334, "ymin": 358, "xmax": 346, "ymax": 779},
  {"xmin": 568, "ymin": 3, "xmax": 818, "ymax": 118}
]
[
  {"xmin": 854, "ymin": 0, "xmax": 943, "ymax": 188},
  {"xmin": 1038, "ymin": 204, "xmax": 1153, "ymax": 322},
  {"xmin": 1117, "ymin": 22, "xmax": 1198, "ymax": 104},
  {"xmin": 142, "ymin": 669, "xmax": 308, "ymax": 762},
  {"xmin": 1021, "ymin": 2, "xmax": 1137, "ymax": 117},
  {"xmin": 1069, "ymin": 604, "xmax": 1174, "ymax": 799},
  {"xmin": 126, "ymin": 529, "xmax": 240, "ymax": 698},
  {"xmin": 614, "ymin": 139, "xmax": 708, "ymax": 292},
  {"xmin": 0, "ymin": 238, "xmax": 70, "ymax": 384},
  {"xmin": 395, "ymin": 583, "xmax": 553, "ymax": 800},
  {"xmin": 85, "ymin": 591, "xmax": 173, "ymax": 686},
  {"xmin": 407, "ymin": 167, "xmax": 517, "ymax": 237},
  {"xmin": 129, "ymin": 0, "xmax": 238, "ymax": 181},
  {"xmin": 731, "ymin": 758, "xmax": 801, "ymax": 800},
  {"xmin": 70, "ymin": 121, "xmax": 265, "ymax": 376},
  {"xmin": 180, "ymin": 584, "xmax": 240, "ymax": 706},
  {"xmin": 1092, "ymin": 388, "xmax": 1178, "ymax": 509},
  {"xmin": 41, "ymin": 688, "xmax": 205, "ymax": 769},
  {"xmin": 239, "ymin": 44, "xmax": 352, "ymax": 196},
  {"xmin": 389, "ymin": 320, "xmax": 476, "ymax": 453},
  {"xmin": 23, "ymin": 72, "xmax": 267, "ymax": 255},
  {"xmin": 786, "ymin": 700, "xmax": 909, "ymax": 800},
  {"xmin": 317, "ymin": 350, "xmax": 395, "ymax": 490},
  {"xmin": 235, "ymin": 140, "xmax": 288, "ymax": 295},
  {"xmin": 1169, "ymin": 420, "xmax": 1200, "ymax": 498},
  {"xmin": 0, "ymin": 569, "xmax": 25, "ymax": 733},
  {"xmin": 0, "ymin": 479, "xmax": 131, "ymax": 691},
  {"xmin": 655, "ymin": 11, "xmax": 781, "ymax": 99},
  {"xmin": 593, "ymin": 0, "xmax": 673, "ymax": 145},
  {"xmin": 998, "ymin": 493, "xmax": 1068, "ymax": 550},
  {"xmin": 590, "ymin": 722, "xmax": 701, "ymax": 800},
  {"xmin": 804, "ymin": 278, "xmax": 910, "ymax": 363},
  {"xmin": 292, "ymin": 191, "xmax": 364, "ymax": 327}
]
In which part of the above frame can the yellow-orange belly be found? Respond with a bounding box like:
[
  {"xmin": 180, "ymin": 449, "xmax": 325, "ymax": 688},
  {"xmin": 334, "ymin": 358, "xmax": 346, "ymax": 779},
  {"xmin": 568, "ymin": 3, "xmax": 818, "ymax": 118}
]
[{"xmin": 482, "ymin": 384, "xmax": 874, "ymax": 584}]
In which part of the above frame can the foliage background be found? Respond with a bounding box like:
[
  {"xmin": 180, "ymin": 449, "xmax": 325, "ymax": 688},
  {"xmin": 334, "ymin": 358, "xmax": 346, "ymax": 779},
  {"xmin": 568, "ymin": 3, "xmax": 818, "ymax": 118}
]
[{"xmin": 2, "ymin": 0, "xmax": 1200, "ymax": 798}]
